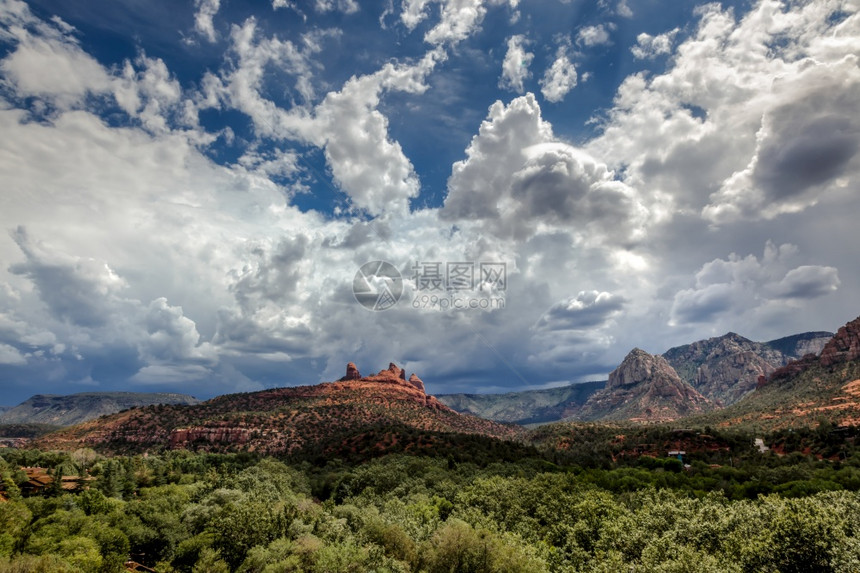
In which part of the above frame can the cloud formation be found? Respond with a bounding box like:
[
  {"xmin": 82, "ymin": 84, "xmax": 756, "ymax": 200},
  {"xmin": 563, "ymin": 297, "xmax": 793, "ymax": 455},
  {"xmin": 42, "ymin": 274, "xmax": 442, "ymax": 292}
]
[
  {"xmin": 400, "ymin": 0, "xmax": 489, "ymax": 45},
  {"xmin": 670, "ymin": 242, "xmax": 840, "ymax": 325},
  {"xmin": 535, "ymin": 291, "xmax": 625, "ymax": 331},
  {"xmin": 704, "ymin": 66, "xmax": 860, "ymax": 223},
  {"xmin": 0, "ymin": 8, "xmax": 110, "ymax": 109},
  {"xmin": 442, "ymin": 94, "xmax": 649, "ymax": 245},
  {"xmin": 193, "ymin": 0, "xmax": 220, "ymax": 43},
  {"xmin": 0, "ymin": 0, "xmax": 856, "ymax": 403},
  {"xmin": 540, "ymin": 48, "xmax": 577, "ymax": 102},
  {"xmin": 312, "ymin": 50, "xmax": 444, "ymax": 215},
  {"xmin": 499, "ymin": 34, "xmax": 533, "ymax": 93},
  {"xmin": 577, "ymin": 24, "xmax": 611, "ymax": 47},
  {"xmin": 630, "ymin": 29, "xmax": 678, "ymax": 59},
  {"xmin": 588, "ymin": 0, "xmax": 860, "ymax": 228}
]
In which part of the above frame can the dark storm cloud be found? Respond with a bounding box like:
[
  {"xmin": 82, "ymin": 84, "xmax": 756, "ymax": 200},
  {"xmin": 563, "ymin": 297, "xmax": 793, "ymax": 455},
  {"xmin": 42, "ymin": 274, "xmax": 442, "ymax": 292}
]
[
  {"xmin": 704, "ymin": 70, "xmax": 860, "ymax": 223},
  {"xmin": 755, "ymin": 112, "xmax": 859, "ymax": 201},
  {"xmin": 772, "ymin": 265, "xmax": 840, "ymax": 299}
]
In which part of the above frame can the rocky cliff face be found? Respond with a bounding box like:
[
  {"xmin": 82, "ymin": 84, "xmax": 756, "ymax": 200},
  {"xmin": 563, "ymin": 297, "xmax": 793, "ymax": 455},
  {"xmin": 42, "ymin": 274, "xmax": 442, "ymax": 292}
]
[
  {"xmin": 764, "ymin": 318, "xmax": 860, "ymax": 384},
  {"xmin": 664, "ymin": 334, "xmax": 781, "ymax": 406},
  {"xmin": 607, "ymin": 349, "xmax": 678, "ymax": 389},
  {"xmin": 340, "ymin": 362, "xmax": 362, "ymax": 381},
  {"xmin": 793, "ymin": 336, "xmax": 832, "ymax": 357},
  {"xmin": 342, "ymin": 361, "xmax": 426, "ymax": 393},
  {"xmin": 169, "ymin": 427, "xmax": 252, "ymax": 448},
  {"xmin": 579, "ymin": 349, "xmax": 712, "ymax": 422},
  {"xmin": 408, "ymin": 374, "xmax": 425, "ymax": 393},
  {"xmin": 820, "ymin": 317, "xmax": 860, "ymax": 367},
  {"xmin": 704, "ymin": 315, "xmax": 860, "ymax": 431},
  {"xmin": 765, "ymin": 331, "xmax": 833, "ymax": 360},
  {"xmin": 663, "ymin": 331, "xmax": 833, "ymax": 406}
]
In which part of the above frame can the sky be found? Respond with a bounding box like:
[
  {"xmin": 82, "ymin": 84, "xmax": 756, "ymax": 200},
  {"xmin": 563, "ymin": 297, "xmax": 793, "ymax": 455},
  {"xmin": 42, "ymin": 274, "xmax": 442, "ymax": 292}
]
[{"xmin": 0, "ymin": 0, "xmax": 858, "ymax": 405}]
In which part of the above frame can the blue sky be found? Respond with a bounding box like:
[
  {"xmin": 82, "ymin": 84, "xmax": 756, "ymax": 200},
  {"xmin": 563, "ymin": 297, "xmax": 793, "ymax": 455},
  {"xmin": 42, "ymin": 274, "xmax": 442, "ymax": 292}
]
[{"xmin": 0, "ymin": 0, "xmax": 857, "ymax": 405}]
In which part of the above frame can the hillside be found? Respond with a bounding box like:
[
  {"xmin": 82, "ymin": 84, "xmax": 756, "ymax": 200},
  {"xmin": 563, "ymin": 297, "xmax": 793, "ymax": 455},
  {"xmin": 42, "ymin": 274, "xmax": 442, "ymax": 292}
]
[
  {"xmin": 577, "ymin": 348, "xmax": 713, "ymax": 422},
  {"xmin": 663, "ymin": 331, "xmax": 831, "ymax": 406},
  {"xmin": 0, "ymin": 392, "xmax": 200, "ymax": 426},
  {"xmin": 33, "ymin": 363, "xmax": 522, "ymax": 456},
  {"xmin": 693, "ymin": 317, "xmax": 860, "ymax": 431},
  {"xmin": 437, "ymin": 380, "xmax": 605, "ymax": 424}
]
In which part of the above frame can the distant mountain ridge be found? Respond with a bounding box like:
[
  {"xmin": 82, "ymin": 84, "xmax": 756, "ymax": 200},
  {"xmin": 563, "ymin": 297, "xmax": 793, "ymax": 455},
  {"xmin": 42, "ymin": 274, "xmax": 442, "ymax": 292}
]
[
  {"xmin": 0, "ymin": 392, "xmax": 200, "ymax": 427},
  {"xmin": 692, "ymin": 317, "xmax": 860, "ymax": 430},
  {"xmin": 437, "ymin": 381, "xmax": 605, "ymax": 425},
  {"xmin": 765, "ymin": 331, "xmax": 835, "ymax": 357},
  {"xmin": 439, "ymin": 330, "xmax": 832, "ymax": 425},
  {"xmin": 663, "ymin": 331, "xmax": 832, "ymax": 407}
]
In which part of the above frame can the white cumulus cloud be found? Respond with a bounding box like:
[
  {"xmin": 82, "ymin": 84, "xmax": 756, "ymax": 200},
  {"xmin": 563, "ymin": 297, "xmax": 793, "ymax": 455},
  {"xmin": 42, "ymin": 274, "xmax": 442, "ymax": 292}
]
[
  {"xmin": 442, "ymin": 94, "xmax": 650, "ymax": 246},
  {"xmin": 577, "ymin": 24, "xmax": 611, "ymax": 47},
  {"xmin": 499, "ymin": 34, "xmax": 533, "ymax": 93},
  {"xmin": 540, "ymin": 48, "xmax": 577, "ymax": 102},
  {"xmin": 630, "ymin": 29, "xmax": 678, "ymax": 59},
  {"xmin": 193, "ymin": 0, "xmax": 220, "ymax": 43}
]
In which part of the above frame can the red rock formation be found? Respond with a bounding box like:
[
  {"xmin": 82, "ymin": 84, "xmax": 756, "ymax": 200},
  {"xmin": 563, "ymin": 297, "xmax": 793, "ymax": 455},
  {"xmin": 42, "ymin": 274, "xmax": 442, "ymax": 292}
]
[
  {"xmin": 820, "ymin": 317, "xmax": 860, "ymax": 367},
  {"xmin": 339, "ymin": 361, "xmax": 435, "ymax": 400},
  {"xmin": 375, "ymin": 362, "xmax": 407, "ymax": 380},
  {"xmin": 340, "ymin": 362, "xmax": 361, "ymax": 381},
  {"xmin": 168, "ymin": 427, "xmax": 252, "ymax": 448},
  {"xmin": 409, "ymin": 374, "xmax": 425, "ymax": 393}
]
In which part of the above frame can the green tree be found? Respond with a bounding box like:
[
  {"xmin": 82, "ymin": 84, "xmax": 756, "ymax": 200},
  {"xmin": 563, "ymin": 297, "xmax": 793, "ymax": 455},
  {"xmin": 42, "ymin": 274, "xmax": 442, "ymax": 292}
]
[
  {"xmin": 47, "ymin": 467, "xmax": 64, "ymax": 497},
  {"xmin": 0, "ymin": 501, "xmax": 32, "ymax": 558},
  {"xmin": 0, "ymin": 554, "xmax": 76, "ymax": 572},
  {"xmin": 192, "ymin": 548, "xmax": 229, "ymax": 573},
  {"xmin": 57, "ymin": 536, "xmax": 102, "ymax": 573},
  {"xmin": 419, "ymin": 519, "xmax": 546, "ymax": 573}
]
